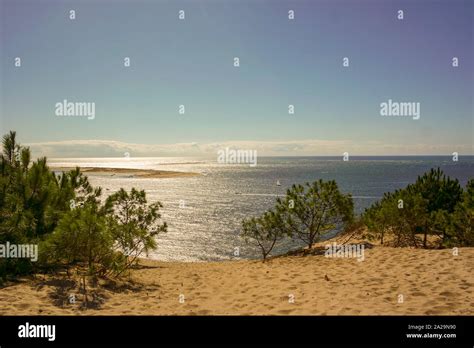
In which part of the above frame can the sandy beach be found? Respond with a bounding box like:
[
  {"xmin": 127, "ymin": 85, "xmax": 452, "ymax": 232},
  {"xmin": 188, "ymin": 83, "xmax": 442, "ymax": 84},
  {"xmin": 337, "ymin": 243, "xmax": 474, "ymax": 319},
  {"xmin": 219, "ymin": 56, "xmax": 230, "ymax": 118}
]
[
  {"xmin": 50, "ymin": 167, "xmax": 199, "ymax": 179},
  {"xmin": 1, "ymin": 235, "xmax": 472, "ymax": 316}
]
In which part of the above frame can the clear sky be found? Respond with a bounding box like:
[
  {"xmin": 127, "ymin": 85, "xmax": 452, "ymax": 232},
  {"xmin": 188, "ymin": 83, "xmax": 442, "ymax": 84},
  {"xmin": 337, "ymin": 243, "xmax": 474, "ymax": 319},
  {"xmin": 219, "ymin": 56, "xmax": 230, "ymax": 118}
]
[{"xmin": 1, "ymin": 0, "xmax": 473, "ymax": 157}]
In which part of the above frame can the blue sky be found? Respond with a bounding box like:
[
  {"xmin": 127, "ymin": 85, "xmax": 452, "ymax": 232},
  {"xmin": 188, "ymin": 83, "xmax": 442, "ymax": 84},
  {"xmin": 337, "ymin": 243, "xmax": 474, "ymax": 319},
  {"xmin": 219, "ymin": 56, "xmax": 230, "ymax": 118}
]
[{"xmin": 1, "ymin": 0, "xmax": 473, "ymax": 156}]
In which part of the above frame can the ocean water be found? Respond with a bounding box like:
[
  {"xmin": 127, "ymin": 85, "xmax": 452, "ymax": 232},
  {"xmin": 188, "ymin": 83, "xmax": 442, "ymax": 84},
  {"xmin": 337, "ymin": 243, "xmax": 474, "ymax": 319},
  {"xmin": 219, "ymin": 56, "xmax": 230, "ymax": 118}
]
[{"xmin": 48, "ymin": 156, "xmax": 474, "ymax": 261}]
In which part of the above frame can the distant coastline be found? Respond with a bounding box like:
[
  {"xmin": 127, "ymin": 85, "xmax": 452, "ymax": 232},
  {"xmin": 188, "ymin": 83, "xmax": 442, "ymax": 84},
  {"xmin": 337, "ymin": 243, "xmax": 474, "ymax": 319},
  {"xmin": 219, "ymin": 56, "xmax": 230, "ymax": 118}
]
[{"xmin": 50, "ymin": 166, "xmax": 199, "ymax": 179}]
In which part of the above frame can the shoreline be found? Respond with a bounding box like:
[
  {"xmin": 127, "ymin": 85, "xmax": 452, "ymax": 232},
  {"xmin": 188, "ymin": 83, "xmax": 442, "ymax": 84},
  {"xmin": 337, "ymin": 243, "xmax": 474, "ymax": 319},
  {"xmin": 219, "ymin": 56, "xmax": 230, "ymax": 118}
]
[{"xmin": 50, "ymin": 166, "xmax": 200, "ymax": 179}]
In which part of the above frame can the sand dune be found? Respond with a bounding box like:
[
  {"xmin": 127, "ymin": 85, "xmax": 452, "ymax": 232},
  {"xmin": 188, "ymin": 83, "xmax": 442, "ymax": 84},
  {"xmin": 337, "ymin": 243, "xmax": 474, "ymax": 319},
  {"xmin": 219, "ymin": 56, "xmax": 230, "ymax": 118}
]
[
  {"xmin": 50, "ymin": 167, "xmax": 199, "ymax": 179},
  {"xmin": 1, "ymin": 241, "xmax": 472, "ymax": 315}
]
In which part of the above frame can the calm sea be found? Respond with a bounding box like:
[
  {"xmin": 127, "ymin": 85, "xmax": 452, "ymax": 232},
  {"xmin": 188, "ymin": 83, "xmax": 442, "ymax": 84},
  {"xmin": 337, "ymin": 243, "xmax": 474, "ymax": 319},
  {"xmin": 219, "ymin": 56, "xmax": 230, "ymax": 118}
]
[{"xmin": 48, "ymin": 156, "xmax": 474, "ymax": 261}]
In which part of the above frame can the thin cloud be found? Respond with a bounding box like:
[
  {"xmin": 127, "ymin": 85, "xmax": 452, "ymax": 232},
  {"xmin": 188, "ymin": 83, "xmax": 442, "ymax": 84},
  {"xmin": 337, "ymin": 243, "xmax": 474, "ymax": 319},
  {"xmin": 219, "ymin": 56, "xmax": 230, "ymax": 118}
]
[{"xmin": 21, "ymin": 139, "xmax": 472, "ymax": 158}]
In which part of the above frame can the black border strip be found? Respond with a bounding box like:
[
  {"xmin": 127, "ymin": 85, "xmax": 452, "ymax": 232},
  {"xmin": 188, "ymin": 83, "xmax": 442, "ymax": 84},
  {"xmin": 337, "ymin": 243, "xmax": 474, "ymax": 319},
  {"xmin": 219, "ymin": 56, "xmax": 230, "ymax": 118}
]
[{"xmin": 0, "ymin": 316, "xmax": 472, "ymax": 346}]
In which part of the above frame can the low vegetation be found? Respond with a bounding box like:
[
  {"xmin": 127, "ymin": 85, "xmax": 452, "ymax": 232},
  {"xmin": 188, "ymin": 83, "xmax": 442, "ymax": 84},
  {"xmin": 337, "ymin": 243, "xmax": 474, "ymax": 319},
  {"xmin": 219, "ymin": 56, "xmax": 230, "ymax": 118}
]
[
  {"xmin": 241, "ymin": 179, "xmax": 354, "ymax": 260},
  {"xmin": 0, "ymin": 131, "xmax": 167, "ymax": 284},
  {"xmin": 363, "ymin": 168, "xmax": 473, "ymax": 248},
  {"xmin": 242, "ymin": 170, "xmax": 473, "ymax": 260}
]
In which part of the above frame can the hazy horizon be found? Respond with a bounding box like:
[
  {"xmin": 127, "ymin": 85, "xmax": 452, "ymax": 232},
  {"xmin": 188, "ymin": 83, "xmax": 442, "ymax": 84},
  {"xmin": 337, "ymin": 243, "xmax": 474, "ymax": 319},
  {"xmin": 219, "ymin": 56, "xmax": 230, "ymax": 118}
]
[{"xmin": 15, "ymin": 137, "xmax": 474, "ymax": 158}]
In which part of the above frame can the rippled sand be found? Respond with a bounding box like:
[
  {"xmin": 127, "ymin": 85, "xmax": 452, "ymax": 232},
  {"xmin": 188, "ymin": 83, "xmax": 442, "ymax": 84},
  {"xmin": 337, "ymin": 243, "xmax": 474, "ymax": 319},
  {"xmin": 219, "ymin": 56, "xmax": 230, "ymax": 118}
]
[{"xmin": 1, "ymin": 241, "xmax": 472, "ymax": 315}]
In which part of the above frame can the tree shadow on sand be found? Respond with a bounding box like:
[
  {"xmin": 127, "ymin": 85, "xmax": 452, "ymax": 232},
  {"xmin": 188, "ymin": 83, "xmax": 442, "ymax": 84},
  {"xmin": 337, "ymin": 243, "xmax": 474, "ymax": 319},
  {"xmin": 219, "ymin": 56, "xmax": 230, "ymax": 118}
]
[
  {"xmin": 34, "ymin": 274, "xmax": 160, "ymax": 311},
  {"xmin": 35, "ymin": 277, "xmax": 104, "ymax": 310}
]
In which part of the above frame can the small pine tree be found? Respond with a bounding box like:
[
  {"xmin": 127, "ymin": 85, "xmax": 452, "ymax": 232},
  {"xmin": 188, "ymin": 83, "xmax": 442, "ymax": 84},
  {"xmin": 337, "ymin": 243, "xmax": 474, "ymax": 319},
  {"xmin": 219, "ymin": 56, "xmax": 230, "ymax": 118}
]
[
  {"xmin": 241, "ymin": 210, "xmax": 286, "ymax": 261},
  {"xmin": 275, "ymin": 179, "xmax": 354, "ymax": 249}
]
